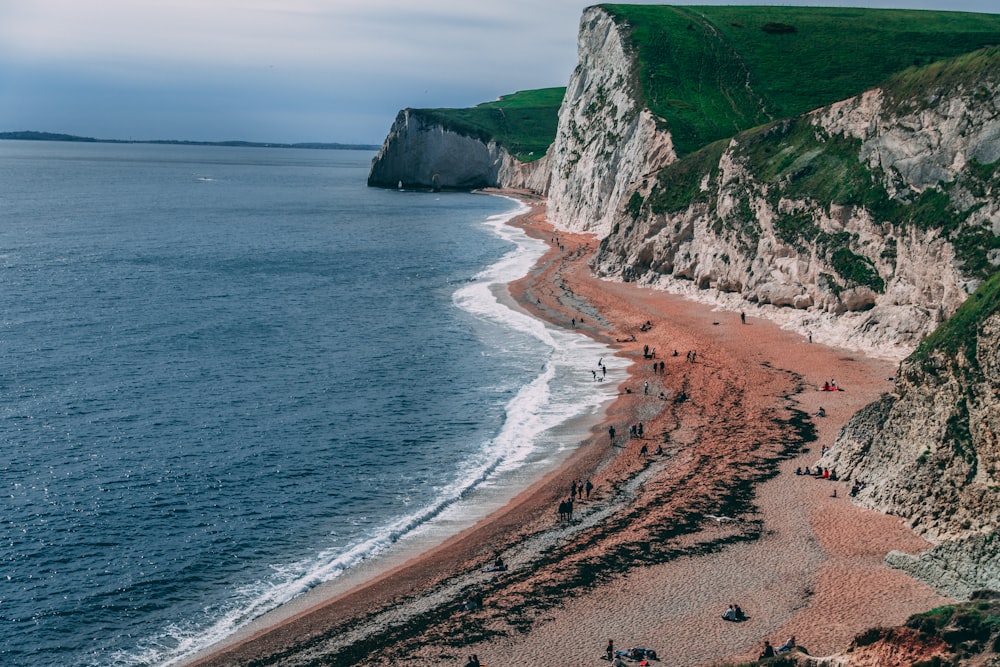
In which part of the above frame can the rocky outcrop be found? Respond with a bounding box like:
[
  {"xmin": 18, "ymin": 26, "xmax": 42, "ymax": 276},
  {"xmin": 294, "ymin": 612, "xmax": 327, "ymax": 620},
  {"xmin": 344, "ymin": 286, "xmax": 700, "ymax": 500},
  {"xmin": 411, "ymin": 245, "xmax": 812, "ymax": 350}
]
[
  {"xmin": 367, "ymin": 109, "xmax": 549, "ymax": 191},
  {"xmin": 822, "ymin": 286, "xmax": 1000, "ymax": 599}
]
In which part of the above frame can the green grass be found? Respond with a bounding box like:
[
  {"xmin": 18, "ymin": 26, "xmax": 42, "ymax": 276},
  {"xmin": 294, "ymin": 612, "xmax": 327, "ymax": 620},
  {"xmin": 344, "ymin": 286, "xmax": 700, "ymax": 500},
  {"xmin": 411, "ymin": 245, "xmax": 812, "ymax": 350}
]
[
  {"xmin": 911, "ymin": 270, "xmax": 1000, "ymax": 371},
  {"xmin": 415, "ymin": 88, "xmax": 564, "ymax": 162},
  {"xmin": 646, "ymin": 138, "xmax": 728, "ymax": 214},
  {"xmin": 601, "ymin": 5, "xmax": 1000, "ymax": 154}
]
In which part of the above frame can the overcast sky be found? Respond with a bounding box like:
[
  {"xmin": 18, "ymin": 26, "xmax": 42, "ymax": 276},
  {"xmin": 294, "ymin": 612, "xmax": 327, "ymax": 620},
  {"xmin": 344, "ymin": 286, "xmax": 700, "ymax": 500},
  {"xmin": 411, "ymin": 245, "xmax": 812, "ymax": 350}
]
[{"xmin": 1, "ymin": 1, "xmax": 997, "ymax": 145}]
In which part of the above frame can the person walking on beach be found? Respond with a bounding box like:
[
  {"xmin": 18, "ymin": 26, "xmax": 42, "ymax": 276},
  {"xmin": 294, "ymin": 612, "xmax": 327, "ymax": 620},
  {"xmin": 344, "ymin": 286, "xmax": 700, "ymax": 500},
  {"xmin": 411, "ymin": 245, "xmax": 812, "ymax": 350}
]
[
  {"xmin": 609, "ymin": 424, "xmax": 616, "ymax": 444},
  {"xmin": 585, "ymin": 479, "xmax": 593, "ymax": 499},
  {"xmin": 740, "ymin": 311, "xmax": 746, "ymax": 325},
  {"xmin": 606, "ymin": 639, "xmax": 614, "ymax": 661},
  {"xmin": 571, "ymin": 480, "xmax": 578, "ymax": 499}
]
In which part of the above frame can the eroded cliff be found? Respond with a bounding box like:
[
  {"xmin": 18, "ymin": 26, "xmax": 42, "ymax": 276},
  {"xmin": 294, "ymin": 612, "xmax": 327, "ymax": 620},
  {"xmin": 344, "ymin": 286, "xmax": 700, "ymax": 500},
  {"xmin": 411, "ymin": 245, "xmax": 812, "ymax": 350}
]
[
  {"xmin": 367, "ymin": 108, "xmax": 550, "ymax": 191},
  {"xmin": 591, "ymin": 47, "xmax": 1000, "ymax": 356},
  {"xmin": 821, "ymin": 274, "xmax": 1000, "ymax": 599}
]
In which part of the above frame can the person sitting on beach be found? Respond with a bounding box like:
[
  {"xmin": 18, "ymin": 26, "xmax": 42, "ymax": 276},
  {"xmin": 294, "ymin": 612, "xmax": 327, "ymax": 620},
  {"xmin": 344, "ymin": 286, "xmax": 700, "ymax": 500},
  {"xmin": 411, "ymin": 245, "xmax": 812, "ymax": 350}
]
[
  {"xmin": 777, "ymin": 636, "xmax": 796, "ymax": 653},
  {"xmin": 734, "ymin": 604, "xmax": 746, "ymax": 621},
  {"xmin": 814, "ymin": 407, "xmax": 826, "ymax": 417},
  {"xmin": 759, "ymin": 640, "xmax": 775, "ymax": 659},
  {"xmin": 464, "ymin": 654, "xmax": 481, "ymax": 667},
  {"xmin": 822, "ymin": 382, "xmax": 831, "ymax": 391},
  {"xmin": 611, "ymin": 657, "xmax": 626, "ymax": 667},
  {"xmin": 795, "ymin": 467, "xmax": 802, "ymax": 475},
  {"xmin": 722, "ymin": 604, "xmax": 737, "ymax": 621}
]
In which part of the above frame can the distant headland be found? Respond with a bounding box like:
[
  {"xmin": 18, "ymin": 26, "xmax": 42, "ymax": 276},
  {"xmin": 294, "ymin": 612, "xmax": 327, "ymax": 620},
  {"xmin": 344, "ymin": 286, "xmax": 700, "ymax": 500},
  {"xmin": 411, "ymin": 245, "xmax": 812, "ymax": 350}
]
[{"xmin": 0, "ymin": 130, "xmax": 379, "ymax": 151}]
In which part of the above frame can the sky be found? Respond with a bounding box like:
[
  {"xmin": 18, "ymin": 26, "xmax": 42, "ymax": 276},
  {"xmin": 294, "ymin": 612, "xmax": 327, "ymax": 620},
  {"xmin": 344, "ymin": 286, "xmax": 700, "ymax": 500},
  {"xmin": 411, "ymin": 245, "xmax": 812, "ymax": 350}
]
[{"xmin": 1, "ymin": 1, "xmax": 998, "ymax": 145}]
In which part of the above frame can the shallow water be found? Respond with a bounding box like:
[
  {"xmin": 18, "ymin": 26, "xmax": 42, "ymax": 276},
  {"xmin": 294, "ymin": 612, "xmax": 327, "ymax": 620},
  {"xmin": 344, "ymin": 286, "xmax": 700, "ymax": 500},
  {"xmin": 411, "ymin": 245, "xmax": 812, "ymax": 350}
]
[{"xmin": 0, "ymin": 141, "xmax": 622, "ymax": 666}]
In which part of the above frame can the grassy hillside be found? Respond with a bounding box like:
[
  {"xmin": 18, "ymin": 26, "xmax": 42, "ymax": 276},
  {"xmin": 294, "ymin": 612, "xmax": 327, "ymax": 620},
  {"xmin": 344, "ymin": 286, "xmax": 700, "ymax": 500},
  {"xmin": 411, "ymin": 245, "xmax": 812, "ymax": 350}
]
[
  {"xmin": 912, "ymin": 270, "xmax": 1000, "ymax": 373},
  {"xmin": 602, "ymin": 5, "xmax": 1000, "ymax": 155},
  {"xmin": 415, "ymin": 87, "xmax": 564, "ymax": 162},
  {"xmin": 632, "ymin": 46, "xmax": 1000, "ymax": 299}
]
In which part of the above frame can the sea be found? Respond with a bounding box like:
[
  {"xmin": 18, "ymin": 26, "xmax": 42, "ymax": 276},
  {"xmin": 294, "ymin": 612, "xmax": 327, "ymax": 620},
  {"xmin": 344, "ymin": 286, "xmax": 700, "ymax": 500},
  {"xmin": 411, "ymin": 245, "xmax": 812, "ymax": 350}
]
[{"xmin": 0, "ymin": 141, "xmax": 624, "ymax": 666}]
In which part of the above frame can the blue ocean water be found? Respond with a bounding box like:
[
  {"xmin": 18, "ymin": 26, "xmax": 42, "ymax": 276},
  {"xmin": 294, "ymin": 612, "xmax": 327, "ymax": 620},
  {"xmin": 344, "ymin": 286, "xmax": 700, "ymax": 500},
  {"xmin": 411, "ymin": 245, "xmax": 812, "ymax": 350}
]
[{"xmin": 0, "ymin": 141, "xmax": 620, "ymax": 666}]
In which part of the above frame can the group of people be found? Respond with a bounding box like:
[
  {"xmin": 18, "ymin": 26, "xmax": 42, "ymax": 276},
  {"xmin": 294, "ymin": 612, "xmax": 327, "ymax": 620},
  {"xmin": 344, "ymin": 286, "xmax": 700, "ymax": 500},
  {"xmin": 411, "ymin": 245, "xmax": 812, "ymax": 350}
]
[
  {"xmin": 643, "ymin": 344, "xmax": 657, "ymax": 359},
  {"xmin": 638, "ymin": 443, "xmax": 664, "ymax": 457},
  {"xmin": 557, "ymin": 496, "xmax": 575, "ymax": 521},
  {"xmin": 759, "ymin": 635, "xmax": 797, "ymax": 658},
  {"xmin": 820, "ymin": 379, "xmax": 842, "ymax": 391},
  {"xmin": 605, "ymin": 639, "xmax": 657, "ymax": 665},
  {"xmin": 721, "ymin": 603, "xmax": 747, "ymax": 622},
  {"xmin": 570, "ymin": 478, "xmax": 593, "ymax": 500},
  {"xmin": 795, "ymin": 466, "xmax": 834, "ymax": 480},
  {"xmin": 462, "ymin": 654, "xmax": 482, "ymax": 667}
]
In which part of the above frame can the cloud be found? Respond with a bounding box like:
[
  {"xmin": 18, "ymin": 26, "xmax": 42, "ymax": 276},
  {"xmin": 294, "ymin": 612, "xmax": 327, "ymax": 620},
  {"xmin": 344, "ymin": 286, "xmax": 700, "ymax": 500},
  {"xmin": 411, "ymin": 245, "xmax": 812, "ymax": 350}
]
[{"xmin": 1, "ymin": 0, "xmax": 998, "ymax": 143}]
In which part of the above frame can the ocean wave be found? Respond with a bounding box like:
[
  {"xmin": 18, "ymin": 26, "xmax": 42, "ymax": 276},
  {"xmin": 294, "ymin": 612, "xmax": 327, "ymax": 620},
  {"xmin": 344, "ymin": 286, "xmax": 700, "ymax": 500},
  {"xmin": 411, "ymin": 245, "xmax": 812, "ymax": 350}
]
[{"xmin": 135, "ymin": 198, "xmax": 624, "ymax": 667}]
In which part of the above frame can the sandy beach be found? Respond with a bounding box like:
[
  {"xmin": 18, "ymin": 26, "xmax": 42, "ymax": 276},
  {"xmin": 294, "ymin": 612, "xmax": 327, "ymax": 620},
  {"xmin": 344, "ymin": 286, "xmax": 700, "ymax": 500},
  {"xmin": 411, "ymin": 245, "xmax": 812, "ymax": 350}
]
[{"xmin": 187, "ymin": 195, "xmax": 951, "ymax": 667}]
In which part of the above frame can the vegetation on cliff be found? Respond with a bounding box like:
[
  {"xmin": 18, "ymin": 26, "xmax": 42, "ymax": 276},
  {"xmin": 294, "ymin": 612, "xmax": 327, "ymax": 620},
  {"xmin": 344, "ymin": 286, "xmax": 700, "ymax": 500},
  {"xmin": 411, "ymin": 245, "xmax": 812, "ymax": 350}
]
[
  {"xmin": 414, "ymin": 87, "xmax": 564, "ymax": 162},
  {"xmin": 619, "ymin": 44, "xmax": 1000, "ymax": 300},
  {"xmin": 601, "ymin": 4, "xmax": 1000, "ymax": 155},
  {"xmin": 911, "ymin": 269, "xmax": 1000, "ymax": 374}
]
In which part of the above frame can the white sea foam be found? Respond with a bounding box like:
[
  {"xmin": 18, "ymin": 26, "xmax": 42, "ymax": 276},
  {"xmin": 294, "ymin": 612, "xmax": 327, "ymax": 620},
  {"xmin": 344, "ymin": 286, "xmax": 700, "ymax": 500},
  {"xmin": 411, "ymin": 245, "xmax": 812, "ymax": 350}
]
[{"xmin": 153, "ymin": 198, "xmax": 625, "ymax": 667}]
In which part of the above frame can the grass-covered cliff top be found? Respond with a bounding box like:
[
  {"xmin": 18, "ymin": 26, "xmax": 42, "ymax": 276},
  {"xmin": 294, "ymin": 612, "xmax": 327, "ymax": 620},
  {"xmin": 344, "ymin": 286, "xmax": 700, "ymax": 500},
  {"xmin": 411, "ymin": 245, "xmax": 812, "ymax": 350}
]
[
  {"xmin": 414, "ymin": 87, "xmax": 564, "ymax": 162},
  {"xmin": 602, "ymin": 4, "xmax": 1000, "ymax": 155}
]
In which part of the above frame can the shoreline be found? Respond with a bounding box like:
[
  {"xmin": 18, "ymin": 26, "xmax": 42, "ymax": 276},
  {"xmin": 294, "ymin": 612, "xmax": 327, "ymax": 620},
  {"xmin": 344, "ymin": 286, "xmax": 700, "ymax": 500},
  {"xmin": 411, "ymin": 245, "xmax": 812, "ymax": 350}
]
[
  {"xmin": 187, "ymin": 193, "xmax": 951, "ymax": 666},
  {"xmin": 179, "ymin": 194, "xmax": 624, "ymax": 666}
]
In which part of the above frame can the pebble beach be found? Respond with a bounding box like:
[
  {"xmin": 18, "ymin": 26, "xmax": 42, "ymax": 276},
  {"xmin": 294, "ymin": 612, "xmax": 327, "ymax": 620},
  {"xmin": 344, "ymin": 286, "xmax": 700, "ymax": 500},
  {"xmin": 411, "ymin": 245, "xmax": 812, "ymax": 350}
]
[{"xmin": 186, "ymin": 195, "xmax": 952, "ymax": 667}]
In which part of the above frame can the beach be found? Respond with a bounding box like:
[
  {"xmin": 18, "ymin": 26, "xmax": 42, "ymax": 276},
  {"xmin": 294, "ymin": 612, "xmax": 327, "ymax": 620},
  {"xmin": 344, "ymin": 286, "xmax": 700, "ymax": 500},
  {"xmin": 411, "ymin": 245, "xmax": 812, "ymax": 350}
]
[{"xmin": 186, "ymin": 194, "xmax": 951, "ymax": 667}]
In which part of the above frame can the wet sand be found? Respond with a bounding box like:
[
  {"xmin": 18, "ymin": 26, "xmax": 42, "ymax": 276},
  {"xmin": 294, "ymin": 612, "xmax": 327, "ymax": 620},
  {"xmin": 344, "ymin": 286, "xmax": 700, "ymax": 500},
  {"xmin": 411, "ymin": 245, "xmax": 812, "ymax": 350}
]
[{"xmin": 187, "ymin": 195, "xmax": 950, "ymax": 667}]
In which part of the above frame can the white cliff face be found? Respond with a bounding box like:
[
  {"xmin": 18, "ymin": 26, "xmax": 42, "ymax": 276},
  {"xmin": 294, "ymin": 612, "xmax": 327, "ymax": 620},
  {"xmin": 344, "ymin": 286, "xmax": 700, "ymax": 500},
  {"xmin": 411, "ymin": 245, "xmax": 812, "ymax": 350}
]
[
  {"xmin": 367, "ymin": 109, "xmax": 549, "ymax": 191},
  {"xmin": 545, "ymin": 7, "xmax": 675, "ymax": 237},
  {"xmin": 589, "ymin": 59, "xmax": 1000, "ymax": 358},
  {"xmin": 816, "ymin": 83, "xmax": 1000, "ymax": 193}
]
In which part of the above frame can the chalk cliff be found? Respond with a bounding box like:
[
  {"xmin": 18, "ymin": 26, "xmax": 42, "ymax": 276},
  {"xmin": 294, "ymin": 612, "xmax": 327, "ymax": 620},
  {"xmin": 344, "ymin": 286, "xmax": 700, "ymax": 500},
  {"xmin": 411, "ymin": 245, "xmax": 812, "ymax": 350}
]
[
  {"xmin": 589, "ymin": 46, "xmax": 1000, "ymax": 356},
  {"xmin": 545, "ymin": 6, "xmax": 676, "ymax": 237},
  {"xmin": 367, "ymin": 109, "xmax": 551, "ymax": 192}
]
